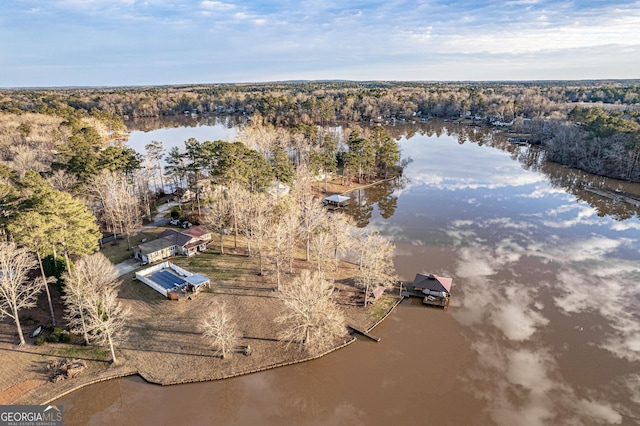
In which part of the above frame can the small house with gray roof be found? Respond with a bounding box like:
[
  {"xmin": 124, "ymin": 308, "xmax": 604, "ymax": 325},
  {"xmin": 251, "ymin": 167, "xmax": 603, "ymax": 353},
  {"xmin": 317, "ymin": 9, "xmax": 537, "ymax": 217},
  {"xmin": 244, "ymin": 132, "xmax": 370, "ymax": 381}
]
[{"xmin": 134, "ymin": 225, "xmax": 211, "ymax": 264}]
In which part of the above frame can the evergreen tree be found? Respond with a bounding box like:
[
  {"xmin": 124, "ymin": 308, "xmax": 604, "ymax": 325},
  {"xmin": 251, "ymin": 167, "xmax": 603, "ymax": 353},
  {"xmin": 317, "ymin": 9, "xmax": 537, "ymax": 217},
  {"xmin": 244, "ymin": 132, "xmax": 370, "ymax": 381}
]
[
  {"xmin": 371, "ymin": 126, "xmax": 400, "ymax": 178},
  {"xmin": 345, "ymin": 129, "xmax": 375, "ymax": 183},
  {"xmin": 40, "ymin": 190, "xmax": 101, "ymax": 272},
  {"xmin": 309, "ymin": 133, "xmax": 338, "ymax": 192},
  {"xmin": 8, "ymin": 211, "xmax": 63, "ymax": 326},
  {"xmin": 145, "ymin": 140, "xmax": 166, "ymax": 194}
]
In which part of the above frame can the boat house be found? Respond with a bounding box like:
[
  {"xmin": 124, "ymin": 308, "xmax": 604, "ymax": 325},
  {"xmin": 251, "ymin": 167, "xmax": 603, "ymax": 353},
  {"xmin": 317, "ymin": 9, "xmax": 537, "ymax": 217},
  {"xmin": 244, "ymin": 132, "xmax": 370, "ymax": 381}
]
[
  {"xmin": 408, "ymin": 273, "xmax": 453, "ymax": 307},
  {"xmin": 323, "ymin": 194, "xmax": 350, "ymax": 209}
]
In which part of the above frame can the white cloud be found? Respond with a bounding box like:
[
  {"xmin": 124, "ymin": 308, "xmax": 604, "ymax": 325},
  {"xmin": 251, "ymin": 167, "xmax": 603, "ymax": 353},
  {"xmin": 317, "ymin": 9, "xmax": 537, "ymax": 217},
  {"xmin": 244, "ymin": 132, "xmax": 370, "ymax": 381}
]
[
  {"xmin": 469, "ymin": 341, "xmax": 622, "ymax": 426},
  {"xmin": 429, "ymin": 5, "xmax": 640, "ymax": 55},
  {"xmin": 200, "ymin": 1, "xmax": 235, "ymax": 11}
]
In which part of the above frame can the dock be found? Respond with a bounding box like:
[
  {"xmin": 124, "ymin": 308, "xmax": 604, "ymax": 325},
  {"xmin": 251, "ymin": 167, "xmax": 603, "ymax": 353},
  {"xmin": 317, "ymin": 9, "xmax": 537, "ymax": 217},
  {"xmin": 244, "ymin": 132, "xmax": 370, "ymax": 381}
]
[
  {"xmin": 404, "ymin": 290, "xmax": 449, "ymax": 308},
  {"xmin": 422, "ymin": 295, "xmax": 449, "ymax": 308},
  {"xmin": 347, "ymin": 325, "xmax": 381, "ymax": 342}
]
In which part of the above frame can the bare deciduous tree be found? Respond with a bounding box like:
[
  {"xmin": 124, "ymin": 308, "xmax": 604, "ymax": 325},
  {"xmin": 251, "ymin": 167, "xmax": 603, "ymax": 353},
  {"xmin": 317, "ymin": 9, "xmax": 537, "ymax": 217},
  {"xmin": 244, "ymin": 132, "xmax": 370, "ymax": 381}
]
[
  {"xmin": 225, "ymin": 182, "xmax": 249, "ymax": 249},
  {"xmin": 355, "ymin": 231, "xmax": 396, "ymax": 307},
  {"xmin": 62, "ymin": 253, "xmax": 120, "ymax": 346},
  {"xmin": 250, "ymin": 192, "xmax": 274, "ymax": 276},
  {"xmin": 47, "ymin": 169, "xmax": 78, "ymax": 193},
  {"xmin": 0, "ymin": 241, "xmax": 41, "ymax": 345},
  {"xmin": 276, "ymin": 270, "xmax": 346, "ymax": 355},
  {"xmin": 89, "ymin": 170, "xmax": 142, "ymax": 250},
  {"xmin": 326, "ymin": 213, "xmax": 355, "ymax": 271},
  {"xmin": 309, "ymin": 215, "xmax": 332, "ymax": 272},
  {"xmin": 282, "ymin": 203, "xmax": 301, "ymax": 273},
  {"xmin": 201, "ymin": 301, "xmax": 239, "ymax": 359},
  {"xmin": 265, "ymin": 201, "xmax": 298, "ymax": 289},
  {"xmin": 84, "ymin": 285, "xmax": 129, "ymax": 363},
  {"xmin": 8, "ymin": 211, "xmax": 62, "ymax": 326},
  {"xmin": 201, "ymin": 190, "xmax": 231, "ymax": 255},
  {"xmin": 296, "ymin": 192, "xmax": 326, "ymax": 262}
]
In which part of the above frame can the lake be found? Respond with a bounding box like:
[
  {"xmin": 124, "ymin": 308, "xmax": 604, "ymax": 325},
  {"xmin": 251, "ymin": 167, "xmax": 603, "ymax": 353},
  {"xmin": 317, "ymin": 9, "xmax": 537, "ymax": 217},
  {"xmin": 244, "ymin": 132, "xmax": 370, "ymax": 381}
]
[{"xmin": 58, "ymin": 118, "xmax": 640, "ymax": 425}]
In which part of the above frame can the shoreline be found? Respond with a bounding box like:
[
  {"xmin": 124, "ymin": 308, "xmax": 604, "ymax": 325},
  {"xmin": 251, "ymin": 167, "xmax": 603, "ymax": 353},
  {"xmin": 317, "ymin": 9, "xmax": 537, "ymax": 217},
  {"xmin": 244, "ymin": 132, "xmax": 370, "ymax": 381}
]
[{"xmin": 42, "ymin": 294, "xmax": 404, "ymax": 405}]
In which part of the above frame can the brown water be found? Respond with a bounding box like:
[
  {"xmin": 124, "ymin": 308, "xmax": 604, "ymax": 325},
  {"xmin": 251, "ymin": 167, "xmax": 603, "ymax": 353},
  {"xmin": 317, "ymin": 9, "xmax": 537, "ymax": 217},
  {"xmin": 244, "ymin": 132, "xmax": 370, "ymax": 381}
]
[{"xmin": 58, "ymin": 121, "xmax": 640, "ymax": 425}]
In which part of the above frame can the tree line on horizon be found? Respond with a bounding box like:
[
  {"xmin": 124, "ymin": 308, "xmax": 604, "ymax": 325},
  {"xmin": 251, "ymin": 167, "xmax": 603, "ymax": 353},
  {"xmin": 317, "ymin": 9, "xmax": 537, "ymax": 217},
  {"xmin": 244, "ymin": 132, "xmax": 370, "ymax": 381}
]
[
  {"xmin": 2, "ymin": 80, "xmax": 639, "ymax": 123},
  {"xmin": 1, "ymin": 80, "xmax": 639, "ymax": 182}
]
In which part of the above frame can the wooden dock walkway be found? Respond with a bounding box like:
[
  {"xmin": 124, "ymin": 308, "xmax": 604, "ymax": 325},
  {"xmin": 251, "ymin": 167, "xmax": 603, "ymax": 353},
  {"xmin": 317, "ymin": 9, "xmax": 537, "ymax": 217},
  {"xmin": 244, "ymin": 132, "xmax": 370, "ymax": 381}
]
[
  {"xmin": 348, "ymin": 325, "xmax": 381, "ymax": 342},
  {"xmin": 402, "ymin": 289, "xmax": 449, "ymax": 309}
]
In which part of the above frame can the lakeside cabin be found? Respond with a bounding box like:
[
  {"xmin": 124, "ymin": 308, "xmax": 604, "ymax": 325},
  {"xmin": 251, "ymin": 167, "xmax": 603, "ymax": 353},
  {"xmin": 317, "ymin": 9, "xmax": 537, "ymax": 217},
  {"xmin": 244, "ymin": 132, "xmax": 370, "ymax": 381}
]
[
  {"xmin": 403, "ymin": 273, "xmax": 453, "ymax": 308},
  {"xmin": 323, "ymin": 194, "xmax": 350, "ymax": 209}
]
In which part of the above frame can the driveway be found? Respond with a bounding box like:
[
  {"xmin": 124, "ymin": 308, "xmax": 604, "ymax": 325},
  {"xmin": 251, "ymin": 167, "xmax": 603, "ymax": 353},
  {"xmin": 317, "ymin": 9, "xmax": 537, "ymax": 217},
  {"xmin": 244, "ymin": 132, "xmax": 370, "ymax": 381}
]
[
  {"xmin": 115, "ymin": 258, "xmax": 141, "ymax": 277},
  {"xmin": 116, "ymin": 202, "xmax": 177, "ymax": 276},
  {"xmin": 140, "ymin": 202, "xmax": 175, "ymax": 230}
]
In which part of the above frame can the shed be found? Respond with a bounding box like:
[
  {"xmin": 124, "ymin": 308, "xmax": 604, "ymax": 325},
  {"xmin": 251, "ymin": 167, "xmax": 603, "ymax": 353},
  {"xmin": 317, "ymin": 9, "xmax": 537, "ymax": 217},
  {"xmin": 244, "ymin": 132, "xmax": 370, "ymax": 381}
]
[
  {"xmin": 370, "ymin": 285, "xmax": 386, "ymax": 301},
  {"xmin": 184, "ymin": 273, "xmax": 210, "ymax": 292}
]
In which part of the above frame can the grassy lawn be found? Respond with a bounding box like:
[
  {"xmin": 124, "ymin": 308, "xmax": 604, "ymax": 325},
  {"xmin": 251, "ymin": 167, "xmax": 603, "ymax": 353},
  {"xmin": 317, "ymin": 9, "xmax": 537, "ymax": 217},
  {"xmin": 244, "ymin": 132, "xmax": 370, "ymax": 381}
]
[
  {"xmin": 168, "ymin": 239, "xmax": 256, "ymax": 284},
  {"xmin": 54, "ymin": 346, "xmax": 110, "ymax": 362},
  {"xmin": 369, "ymin": 293, "xmax": 400, "ymax": 324},
  {"xmin": 99, "ymin": 228, "xmax": 165, "ymax": 264}
]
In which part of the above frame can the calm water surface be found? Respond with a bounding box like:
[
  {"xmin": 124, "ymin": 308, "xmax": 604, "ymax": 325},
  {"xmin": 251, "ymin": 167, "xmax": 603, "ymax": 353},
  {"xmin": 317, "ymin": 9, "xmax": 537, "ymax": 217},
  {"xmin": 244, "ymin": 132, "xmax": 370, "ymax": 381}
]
[{"xmin": 58, "ymin": 120, "xmax": 640, "ymax": 425}]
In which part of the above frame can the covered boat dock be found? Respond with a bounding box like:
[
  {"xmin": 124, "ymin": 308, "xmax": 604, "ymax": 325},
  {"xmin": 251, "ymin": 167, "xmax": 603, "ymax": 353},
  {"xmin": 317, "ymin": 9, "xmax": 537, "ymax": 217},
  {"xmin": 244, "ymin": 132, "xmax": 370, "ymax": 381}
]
[
  {"xmin": 323, "ymin": 194, "xmax": 350, "ymax": 209},
  {"xmin": 402, "ymin": 273, "xmax": 453, "ymax": 308}
]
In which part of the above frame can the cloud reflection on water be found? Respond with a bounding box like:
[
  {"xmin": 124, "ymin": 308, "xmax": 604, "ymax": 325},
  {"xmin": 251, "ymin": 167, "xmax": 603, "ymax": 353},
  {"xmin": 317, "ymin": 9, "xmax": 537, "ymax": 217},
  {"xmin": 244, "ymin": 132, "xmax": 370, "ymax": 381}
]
[{"xmin": 445, "ymin": 213, "xmax": 638, "ymax": 424}]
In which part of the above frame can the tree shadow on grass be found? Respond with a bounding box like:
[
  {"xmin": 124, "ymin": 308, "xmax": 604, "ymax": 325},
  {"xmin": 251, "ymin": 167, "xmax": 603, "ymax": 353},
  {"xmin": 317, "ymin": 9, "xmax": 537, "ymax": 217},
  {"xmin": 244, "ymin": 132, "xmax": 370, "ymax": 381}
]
[
  {"xmin": 0, "ymin": 346, "xmax": 109, "ymax": 364},
  {"xmin": 242, "ymin": 335, "xmax": 280, "ymax": 343},
  {"xmin": 216, "ymin": 284, "xmax": 275, "ymax": 292}
]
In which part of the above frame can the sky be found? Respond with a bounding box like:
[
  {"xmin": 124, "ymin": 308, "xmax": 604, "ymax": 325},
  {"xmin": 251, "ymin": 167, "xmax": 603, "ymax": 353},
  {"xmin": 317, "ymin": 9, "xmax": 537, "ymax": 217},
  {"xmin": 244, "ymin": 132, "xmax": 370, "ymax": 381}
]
[{"xmin": 1, "ymin": 0, "xmax": 639, "ymax": 87}]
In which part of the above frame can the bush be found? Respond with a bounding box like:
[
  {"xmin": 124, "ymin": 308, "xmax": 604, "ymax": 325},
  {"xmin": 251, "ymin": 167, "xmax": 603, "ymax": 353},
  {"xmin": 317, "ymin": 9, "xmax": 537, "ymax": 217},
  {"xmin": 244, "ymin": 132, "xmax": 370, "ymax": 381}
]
[
  {"xmin": 60, "ymin": 331, "xmax": 72, "ymax": 343},
  {"xmin": 47, "ymin": 327, "xmax": 70, "ymax": 343},
  {"xmin": 43, "ymin": 254, "xmax": 68, "ymax": 292},
  {"xmin": 170, "ymin": 206, "xmax": 182, "ymax": 219},
  {"xmin": 23, "ymin": 316, "xmax": 38, "ymax": 326},
  {"xmin": 34, "ymin": 336, "xmax": 46, "ymax": 346}
]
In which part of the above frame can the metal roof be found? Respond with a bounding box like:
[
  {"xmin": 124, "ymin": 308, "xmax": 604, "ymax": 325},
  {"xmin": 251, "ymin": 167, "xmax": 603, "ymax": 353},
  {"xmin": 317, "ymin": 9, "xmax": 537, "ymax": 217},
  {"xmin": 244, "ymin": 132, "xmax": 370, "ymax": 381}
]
[
  {"xmin": 324, "ymin": 194, "xmax": 350, "ymax": 203},
  {"xmin": 411, "ymin": 273, "xmax": 453, "ymax": 294}
]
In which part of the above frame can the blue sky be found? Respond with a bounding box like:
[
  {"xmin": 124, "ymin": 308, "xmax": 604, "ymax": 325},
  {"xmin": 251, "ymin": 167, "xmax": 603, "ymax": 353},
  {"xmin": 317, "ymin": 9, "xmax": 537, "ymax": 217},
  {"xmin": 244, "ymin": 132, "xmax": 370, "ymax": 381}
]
[{"xmin": 2, "ymin": 0, "xmax": 639, "ymax": 87}]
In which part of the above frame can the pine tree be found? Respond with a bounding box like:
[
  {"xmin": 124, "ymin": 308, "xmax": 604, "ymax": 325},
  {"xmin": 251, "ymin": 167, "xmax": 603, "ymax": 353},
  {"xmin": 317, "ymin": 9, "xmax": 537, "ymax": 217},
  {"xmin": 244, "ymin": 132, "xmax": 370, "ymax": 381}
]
[{"xmin": 8, "ymin": 211, "xmax": 63, "ymax": 325}]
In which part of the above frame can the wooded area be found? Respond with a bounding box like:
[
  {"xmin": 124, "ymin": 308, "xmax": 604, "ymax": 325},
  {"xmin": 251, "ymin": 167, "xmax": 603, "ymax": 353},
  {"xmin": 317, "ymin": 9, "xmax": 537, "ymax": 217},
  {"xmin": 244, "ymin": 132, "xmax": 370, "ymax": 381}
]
[{"xmin": 1, "ymin": 80, "xmax": 639, "ymax": 181}]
